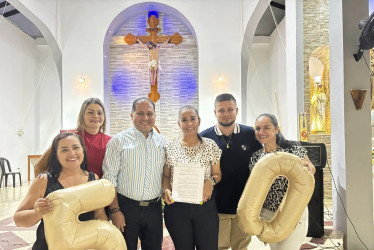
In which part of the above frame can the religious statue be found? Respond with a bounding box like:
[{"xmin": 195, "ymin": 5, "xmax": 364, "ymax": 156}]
[
  {"xmin": 136, "ymin": 37, "xmax": 170, "ymax": 86},
  {"xmin": 310, "ymin": 76, "xmax": 328, "ymax": 132},
  {"xmin": 124, "ymin": 13, "xmax": 183, "ymax": 103},
  {"xmin": 309, "ymin": 45, "xmax": 330, "ymax": 134}
]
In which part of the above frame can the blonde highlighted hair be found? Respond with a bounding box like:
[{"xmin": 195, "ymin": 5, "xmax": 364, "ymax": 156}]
[{"xmin": 77, "ymin": 98, "xmax": 106, "ymax": 135}]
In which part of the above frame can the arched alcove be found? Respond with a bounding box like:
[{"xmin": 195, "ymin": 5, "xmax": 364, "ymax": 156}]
[
  {"xmin": 103, "ymin": 3, "xmax": 198, "ymax": 139},
  {"xmin": 309, "ymin": 45, "xmax": 330, "ymax": 134}
]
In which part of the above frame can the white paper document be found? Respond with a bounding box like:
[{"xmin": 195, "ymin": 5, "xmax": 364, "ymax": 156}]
[{"xmin": 172, "ymin": 163, "xmax": 204, "ymax": 204}]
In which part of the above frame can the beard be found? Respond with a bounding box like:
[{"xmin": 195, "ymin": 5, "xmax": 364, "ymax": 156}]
[{"xmin": 219, "ymin": 120, "xmax": 235, "ymax": 127}]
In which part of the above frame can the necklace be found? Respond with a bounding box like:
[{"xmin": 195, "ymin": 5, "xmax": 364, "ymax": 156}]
[
  {"xmin": 221, "ymin": 133, "xmax": 232, "ymax": 148},
  {"xmin": 263, "ymin": 146, "xmax": 281, "ymax": 154},
  {"xmin": 180, "ymin": 137, "xmax": 200, "ymax": 147}
]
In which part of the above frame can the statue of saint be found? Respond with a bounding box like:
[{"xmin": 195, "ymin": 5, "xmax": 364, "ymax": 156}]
[{"xmin": 310, "ymin": 76, "xmax": 328, "ymax": 132}]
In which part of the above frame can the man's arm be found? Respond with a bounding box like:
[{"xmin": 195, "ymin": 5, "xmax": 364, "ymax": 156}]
[
  {"xmin": 136, "ymin": 37, "xmax": 148, "ymax": 49},
  {"xmin": 159, "ymin": 36, "xmax": 171, "ymax": 49},
  {"xmin": 102, "ymin": 137, "xmax": 126, "ymax": 232}
]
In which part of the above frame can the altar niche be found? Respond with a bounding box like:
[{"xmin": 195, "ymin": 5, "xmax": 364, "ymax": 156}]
[{"xmin": 109, "ymin": 12, "xmax": 198, "ymax": 139}]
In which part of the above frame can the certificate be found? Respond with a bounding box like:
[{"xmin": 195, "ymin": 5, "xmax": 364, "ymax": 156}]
[{"xmin": 172, "ymin": 162, "xmax": 204, "ymax": 204}]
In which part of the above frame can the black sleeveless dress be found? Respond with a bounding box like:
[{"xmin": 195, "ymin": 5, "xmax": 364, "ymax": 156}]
[{"xmin": 32, "ymin": 172, "xmax": 95, "ymax": 250}]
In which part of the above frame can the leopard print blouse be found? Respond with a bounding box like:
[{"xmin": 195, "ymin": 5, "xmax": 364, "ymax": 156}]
[
  {"xmin": 248, "ymin": 145, "xmax": 307, "ymax": 212},
  {"xmin": 165, "ymin": 137, "xmax": 222, "ymax": 188}
]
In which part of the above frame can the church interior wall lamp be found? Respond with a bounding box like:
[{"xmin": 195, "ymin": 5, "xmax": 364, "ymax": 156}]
[
  {"xmin": 79, "ymin": 76, "xmax": 86, "ymax": 84},
  {"xmin": 350, "ymin": 89, "xmax": 367, "ymax": 110},
  {"xmin": 218, "ymin": 75, "xmax": 223, "ymax": 83}
]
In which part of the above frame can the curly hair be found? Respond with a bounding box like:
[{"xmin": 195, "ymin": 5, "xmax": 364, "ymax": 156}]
[{"xmin": 47, "ymin": 132, "xmax": 88, "ymax": 178}]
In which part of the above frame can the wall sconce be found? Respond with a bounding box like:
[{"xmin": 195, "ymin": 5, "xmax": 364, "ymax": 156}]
[
  {"xmin": 350, "ymin": 89, "xmax": 367, "ymax": 110},
  {"xmin": 218, "ymin": 76, "xmax": 223, "ymax": 83},
  {"xmin": 79, "ymin": 76, "xmax": 86, "ymax": 84},
  {"xmin": 17, "ymin": 129, "xmax": 24, "ymax": 136}
]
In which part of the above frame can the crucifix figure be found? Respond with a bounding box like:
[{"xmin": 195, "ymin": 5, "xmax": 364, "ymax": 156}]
[
  {"xmin": 136, "ymin": 36, "xmax": 170, "ymax": 86},
  {"xmin": 125, "ymin": 13, "xmax": 183, "ymax": 103}
]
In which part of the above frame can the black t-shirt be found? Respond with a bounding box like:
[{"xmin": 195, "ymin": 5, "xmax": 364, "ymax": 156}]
[
  {"xmin": 200, "ymin": 124, "xmax": 262, "ymax": 214},
  {"xmin": 33, "ymin": 172, "xmax": 96, "ymax": 250}
]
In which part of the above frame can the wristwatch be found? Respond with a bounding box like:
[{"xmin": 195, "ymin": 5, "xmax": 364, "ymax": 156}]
[{"xmin": 209, "ymin": 176, "xmax": 216, "ymax": 186}]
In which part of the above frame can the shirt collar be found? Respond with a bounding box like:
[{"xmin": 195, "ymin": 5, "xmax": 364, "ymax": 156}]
[
  {"xmin": 132, "ymin": 126, "xmax": 153, "ymax": 138},
  {"xmin": 214, "ymin": 123, "xmax": 240, "ymax": 136}
]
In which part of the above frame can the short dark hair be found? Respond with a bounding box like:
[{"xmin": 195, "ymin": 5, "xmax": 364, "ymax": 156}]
[
  {"xmin": 131, "ymin": 97, "xmax": 155, "ymax": 113},
  {"xmin": 214, "ymin": 93, "xmax": 237, "ymax": 108},
  {"xmin": 47, "ymin": 132, "xmax": 88, "ymax": 178}
]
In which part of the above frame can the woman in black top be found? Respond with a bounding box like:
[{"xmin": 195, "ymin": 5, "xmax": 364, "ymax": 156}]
[
  {"xmin": 248, "ymin": 113, "xmax": 315, "ymax": 250},
  {"xmin": 14, "ymin": 132, "xmax": 107, "ymax": 249}
]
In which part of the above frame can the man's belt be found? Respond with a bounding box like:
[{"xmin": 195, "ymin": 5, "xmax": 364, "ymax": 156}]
[{"xmin": 119, "ymin": 194, "xmax": 160, "ymax": 207}]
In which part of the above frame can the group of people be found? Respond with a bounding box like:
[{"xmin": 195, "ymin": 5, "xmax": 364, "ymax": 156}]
[{"xmin": 14, "ymin": 93, "xmax": 315, "ymax": 250}]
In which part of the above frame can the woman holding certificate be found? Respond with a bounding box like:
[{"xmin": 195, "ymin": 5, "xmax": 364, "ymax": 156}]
[{"xmin": 162, "ymin": 105, "xmax": 222, "ymax": 250}]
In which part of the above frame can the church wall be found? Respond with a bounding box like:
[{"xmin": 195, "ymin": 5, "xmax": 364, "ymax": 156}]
[
  {"xmin": 58, "ymin": 0, "xmax": 243, "ymax": 132},
  {"xmin": 246, "ymin": 19, "xmax": 286, "ymax": 130},
  {"xmin": 241, "ymin": 0, "xmax": 261, "ymax": 39},
  {"xmin": 303, "ymin": 0, "xmax": 332, "ymax": 200},
  {"xmin": 269, "ymin": 19, "xmax": 287, "ymax": 135},
  {"xmin": 35, "ymin": 44, "xmax": 61, "ymax": 157},
  {"xmin": 246, "ymin": 41, "xmax": 272, "ymax": 127},
  {"xmin": 0, "ymin": 18, "xmax": 37, "ymax": 183},
  {"xmin": 0, "ymin": 20, "xmax": 60, "ymax": 182}
]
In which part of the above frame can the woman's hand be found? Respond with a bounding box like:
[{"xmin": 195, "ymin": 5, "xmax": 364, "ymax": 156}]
[
  {"xmin": 163, "ymin": 189, "xmax": 174, "ymax": 205},
  {"xmin": 34, "ymin": 198, "xmax": 53, "ymax": 216},
  {"xmin": 303, "ymin": 158, "xmax": 316, "ymax": 174},
  {"xmin": 203, "ymin": 179, "xmax": 214, "ymax": 203}
]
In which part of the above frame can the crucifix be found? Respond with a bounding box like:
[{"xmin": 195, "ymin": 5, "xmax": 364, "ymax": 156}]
[{"xmin": 125, "ymin": 13, "xmax": 183, "ymax": 103}]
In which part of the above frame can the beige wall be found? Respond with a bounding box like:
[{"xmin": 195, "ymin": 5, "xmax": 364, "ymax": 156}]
[{"xmin": 303, "ymin": 0, "xmax": 332, "ymax": 200}]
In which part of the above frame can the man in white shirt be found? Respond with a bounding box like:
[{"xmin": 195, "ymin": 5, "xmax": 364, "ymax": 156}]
[{"xmin": 103, "ymin": 97, "xmax": 166, "ymax": 250}]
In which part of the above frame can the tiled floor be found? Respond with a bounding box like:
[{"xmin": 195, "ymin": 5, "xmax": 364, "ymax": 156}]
[{"xmin": 0, "ymin": 181, "xmax": 344, "ymax": 250}]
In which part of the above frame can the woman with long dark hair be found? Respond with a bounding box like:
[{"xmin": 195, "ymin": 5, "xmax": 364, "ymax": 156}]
[
  {"xmin": 249, "ymin": 113, "xmax": 315, "ymax": 250},
  {"xmin": 14, "ymin": 132, "xmax": 107, "ymax": 249}
]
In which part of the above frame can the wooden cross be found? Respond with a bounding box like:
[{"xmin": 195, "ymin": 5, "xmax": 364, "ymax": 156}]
[{"xmin": 124, "ymin": 14, "xmax": 183, "ymax": 103}]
